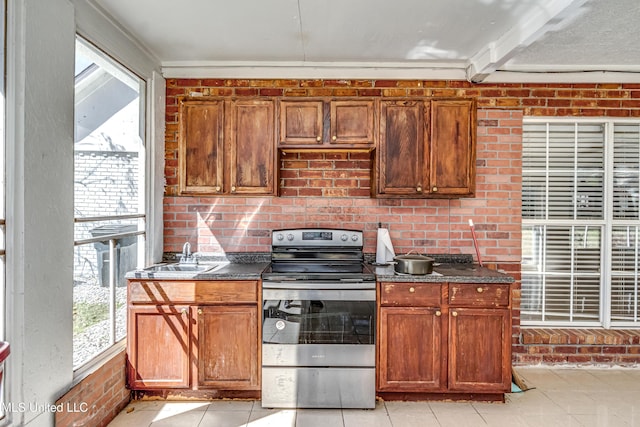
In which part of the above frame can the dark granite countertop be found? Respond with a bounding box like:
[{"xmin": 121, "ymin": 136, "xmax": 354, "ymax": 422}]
[
  {"xmin": 126, "ymin": 253, "xmax": 513, "ymax": 283},
  {"xmin": 373, "ymin": 262, "xmax": 514, "ymax": 283}
]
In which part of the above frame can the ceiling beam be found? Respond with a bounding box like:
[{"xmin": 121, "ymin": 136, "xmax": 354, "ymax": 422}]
[{"xmin": 466, "ymin": 0, "xmax": 588, "ymax": 83}]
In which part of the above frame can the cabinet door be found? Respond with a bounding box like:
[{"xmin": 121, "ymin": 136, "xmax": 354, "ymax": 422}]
[
  {"xmin": 330, "ymin": 100, "xmax": 374, "ymax": 146},
  {"xmin": 377, "ymin": 101, "xmax": 429, "ymax": 196},
  {"xmin": 179, "ymin": 100, "xmax": 225, "ymax": 194},
  {"xmin": 127, "ymin": 305, "xmax": 191, "ymax": 389},
  {"xmin": 279, "ymin": 100, "xmax": 323, "ymax": 145},
  {"xmin": 448, "ymin": 308, "xmax": 511, "ymax": 392},
  {"xmin": 228, "ymin": 100, "xmax": 276, "ymax": 195},
  {"xmin": 429, "ymin": 99, "xmax": 476, "ymax": 196},
  {"xmin": 196, "ymin": 305, "xmax": 259, "ymax": 390},
  {"xmin": 378, "ymin": 307, "xmax": 445, "ymax": 391}
]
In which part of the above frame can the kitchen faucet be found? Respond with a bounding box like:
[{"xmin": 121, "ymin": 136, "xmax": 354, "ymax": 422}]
[{"xmin": 179, "ymin": 241, "xmax": 197, "ymax": 264}]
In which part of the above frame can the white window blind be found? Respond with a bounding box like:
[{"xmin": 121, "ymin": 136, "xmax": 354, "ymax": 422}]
[
  {"xmin": 522, "ymin": 120, "xmax": 640, "ymax": 327},
  {"xmin": 610, "ymin": 124, "xmax": 640, "ymax": 323}
]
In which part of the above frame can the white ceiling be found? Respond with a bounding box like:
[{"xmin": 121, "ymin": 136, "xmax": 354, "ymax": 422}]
[{"xmin": 91, "ymin": 0, "xmax": 640, "ymax": 82}]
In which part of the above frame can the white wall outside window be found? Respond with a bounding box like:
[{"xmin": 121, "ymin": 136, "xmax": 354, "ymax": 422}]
[{"xmin": 522, "ymin": 118, "xmax": 640, "ymax": 328}]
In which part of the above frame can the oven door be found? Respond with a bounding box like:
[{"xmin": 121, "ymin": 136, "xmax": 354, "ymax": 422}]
[{"xmin": 262, "ymin": 287, "xmax": 375, "ymax": 367}]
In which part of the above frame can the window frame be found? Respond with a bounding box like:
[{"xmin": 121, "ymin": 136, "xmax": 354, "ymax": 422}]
[
  {"xmin": 72, "ymin": 36, "xmax": 147, "ymax": 375},
  {"xmin": 522, "ymin": 117, "xmax": 640, "ymax": 329}
]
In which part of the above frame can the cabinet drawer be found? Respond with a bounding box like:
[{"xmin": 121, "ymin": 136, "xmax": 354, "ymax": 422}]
[
  {"xmin": 380, "ymin": 283, "xmax": 442, "ymax": 307},
  {"xmin": 129, "ymin": 280, "xmax": 258, "ymax": 304},
  {"xmin": 448, "ymin": 283, "xmax": 510, "ymax": 308},
  {"xmin": 196, "ymin": 281, "xmax": 258, "ymax": 303}
]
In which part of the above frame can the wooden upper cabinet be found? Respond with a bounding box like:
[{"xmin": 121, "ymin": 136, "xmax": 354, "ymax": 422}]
[
  {"xmin": 179, "ymin": 100, "xmax": 225, "ymax": 194},
  {"xmin": 279, "ymin": 100, "xmax": 323, "ymax": 145},
  {"xmin": 330, "ymin": 100, "xmax": 375, "ymax": 145},
  {"xmin": 228, "ymin": 99, "xmax": 276, "ymax": 195},
  {"xmin": 279, "ymin": 99, "xmax": 375, "ymax": 148},
  {"xmin": 178, "ymin": 99, "xmax": 277, "ymax": 196},
  {"xmin": 376, "ymin": 98, "xmax": 476, "ymax": 198},
  {"xmin": 377, "ymin": 100, "xmax": 429, "ymax": 196},
  {"xmin": 429, "ymin": 99, "xmax": 476, "ymax": 196}
]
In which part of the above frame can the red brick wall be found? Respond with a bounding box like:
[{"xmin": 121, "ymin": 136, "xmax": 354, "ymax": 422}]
[
  {"xmin": 280, "ymin": 151, "xmax": 372, "ymax": 198},
  {"xmin": 163, "ymin": 108, "xmax": 522, "ymax": 264},
  {"xmin": 55, "ymin": 350, "xmax": 130, "ymax": 427},
  {"xmin": 164, "ymin": 78, "xmax": 640, "ymax": 366},
  {"xmin": 516, "ymin": 329, "xmax": 640, "ymax": 366}
]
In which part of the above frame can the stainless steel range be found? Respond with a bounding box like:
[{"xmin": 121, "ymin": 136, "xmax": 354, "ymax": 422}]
[{"xmin": 261, "ymin": 228, "xmax": 376, "ymax": 409}]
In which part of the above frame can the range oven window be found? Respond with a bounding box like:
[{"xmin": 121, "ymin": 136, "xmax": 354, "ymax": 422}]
[{"xmin": 263, "ymin": 298, "xmax": 375, "ymax": 345}]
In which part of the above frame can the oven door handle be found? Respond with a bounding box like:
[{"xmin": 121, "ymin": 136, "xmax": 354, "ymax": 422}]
[
  {"xmin": 262, "ymin": 281, "xmax": 376, "ymax": 290},
  {"xmin": 263, "ymin": 288, "xmax": 376, "ymax": 301}
]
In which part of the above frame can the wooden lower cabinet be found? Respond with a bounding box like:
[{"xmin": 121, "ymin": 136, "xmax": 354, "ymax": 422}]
[
  {"xmin": 127, "ymin": 305, "xmax": 191, "ymax": 389},
  {"xmin": 378, "ymin": 307, "xmax": 444, "ymax": 391},
  {"xmin": 196, "ymin": 305, "xmax": 259, "ymax": 390},
  {"xmin": 127, "ymin": 280, "xmax": 260, "ymax": 393},
  {"xmin": 377, "ymin": 281, "xmax": 511, "ymax": 399},
  {"xmin": 448, "ymin": 307, "xmax": 511, "ymax": 392}
]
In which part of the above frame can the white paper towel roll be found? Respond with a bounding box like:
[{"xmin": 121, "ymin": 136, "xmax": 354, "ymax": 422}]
[{"xmin": 376, "ymin": 228, "xmax": 396, "ymax": 264}]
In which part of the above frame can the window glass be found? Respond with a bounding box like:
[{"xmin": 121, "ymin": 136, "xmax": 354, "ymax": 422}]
[
  {"xmin": 523, "ymin": 120, "xmax": 640, "ymax": 328},
  {"xmin": 73, "ymin": 38, "xmax": 145, "ymax": 368},
  {"xmin": 613, "ymin": 124, "xmax": 640, "ymax": 219}
]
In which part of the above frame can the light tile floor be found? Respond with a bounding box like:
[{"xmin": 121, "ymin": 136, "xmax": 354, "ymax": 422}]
[{"xmin": 108, "ymin": 367, "xmax": 640, "ymax": 427}]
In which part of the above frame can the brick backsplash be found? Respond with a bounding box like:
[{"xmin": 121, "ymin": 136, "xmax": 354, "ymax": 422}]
[
  {"xmin": 163, "ymin": 108, "xmax": 522, "ymax": 265},
  {"xmin": 279, "ymin": 151, "xmax": 372, "ymax": 198}
]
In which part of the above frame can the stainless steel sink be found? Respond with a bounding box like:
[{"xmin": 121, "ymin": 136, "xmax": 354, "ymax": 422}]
[
  {"xmin": 144, "ymin": 264, "xmax": 211, "ymax": 272},
  {"xmin": 142, "ymin": 262, "xmax": 228, "ymax": 274}
]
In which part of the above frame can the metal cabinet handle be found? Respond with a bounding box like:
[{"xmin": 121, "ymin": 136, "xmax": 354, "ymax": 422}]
[
  {"xmin": 198, "ymin": 309, "xmax": 203, "ymax": 315},
  {"xmin": 435, "ymin": 310, "xmax": 442, "ymax": 317},
  {"xmin": 181, "ymin": 308, "xmax": 187, "ymax": 315},
  {"xmin": 416, "ymin": 185, "xmax": 422, "ymax": 192},
  {"xmin": 409, "ymin": 287, "xmax": 415, "ymax": 293},
  {"xmin": 215, "ymin": 186, "xmax": 221, "ymax": 192},
  {"xmin": 477, "ymin": 287, "xmax": 484, "ymax": 293},
  {"xmin": 332, "ymin": 135, "xmax": 337, "ymax": 141},
  {"xmin": 316, "ymin": 136, "xmax": 321, "ymax": 142},
  {"xmin": 452, "ymin": 311, "xmax": 458, "ymax": 317},
  {"xmin": 231, "ymin": 186, "xmax": 236, "ymax": 192},
  {"xmin": 432, "ymin": 186, "xmax": 438, "ymax": 192}
]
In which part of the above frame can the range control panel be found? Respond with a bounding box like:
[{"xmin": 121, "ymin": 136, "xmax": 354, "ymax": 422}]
[{"xmin": 272, "ymin": 228, "xmax": 363, "ymax": 247}]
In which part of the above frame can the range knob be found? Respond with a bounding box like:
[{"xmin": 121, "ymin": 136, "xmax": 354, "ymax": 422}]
[
  {"xmin": 351, "ymin": 234, "xmax": 359, "ymax": 242},
  {"xmin": 276, "ymin": 233, "xmax": 284, "ymax": 241},
  {"xmin": 286, "ymin": 233, "xmax": 294, "ymax": 241},
  {"xmin": 340, "ymin": 234, "xmax": 348, "ymax": 241}
]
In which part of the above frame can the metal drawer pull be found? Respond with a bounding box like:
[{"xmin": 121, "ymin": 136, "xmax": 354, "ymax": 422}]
[
  {"xmin": 452, "ymin": 311, "xmax": 458, "ymax": 317},
  {"xmin": 477, "ymin": 287, "xmax": 484, "ymax": 293},
  {"xmin": 181, "ymin": 308, "xmax": 187, "ymax": 315},
  {"xmin": 409, "ymin": 287, "xmax": 415, "ymax": 293},
  {"xmin": 435, "ymin": 310, "xmax": 442, "ymax": 317},
  {"xmin": 198, "ymin": 309, "xmax": 203, "ymax": 315}
]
